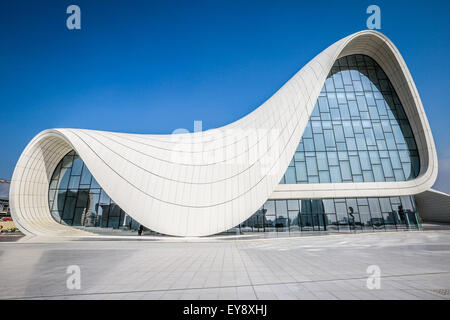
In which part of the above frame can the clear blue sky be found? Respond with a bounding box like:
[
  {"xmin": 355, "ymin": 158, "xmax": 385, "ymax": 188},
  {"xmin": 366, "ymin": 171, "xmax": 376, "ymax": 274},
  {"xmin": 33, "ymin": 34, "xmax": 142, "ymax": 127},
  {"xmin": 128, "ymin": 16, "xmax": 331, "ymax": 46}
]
[{"xmin": 1, "ymin": 0, "xmax": 449, "ymax": 193}]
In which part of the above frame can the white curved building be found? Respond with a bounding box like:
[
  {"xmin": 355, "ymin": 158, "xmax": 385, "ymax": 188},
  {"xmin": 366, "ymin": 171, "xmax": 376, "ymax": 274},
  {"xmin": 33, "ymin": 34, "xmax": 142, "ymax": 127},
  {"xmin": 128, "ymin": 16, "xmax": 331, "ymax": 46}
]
[{"xmin": 10, "ymin": 30, "xmax": 441, "ymax": 237}]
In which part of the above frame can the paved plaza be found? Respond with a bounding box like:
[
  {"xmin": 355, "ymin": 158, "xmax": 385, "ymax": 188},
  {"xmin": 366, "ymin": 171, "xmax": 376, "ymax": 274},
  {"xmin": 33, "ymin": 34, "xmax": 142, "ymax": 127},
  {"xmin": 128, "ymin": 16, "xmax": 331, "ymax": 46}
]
[{"xmin": 1, "ymin": 230, "xmax": 450, "ymax": 300}]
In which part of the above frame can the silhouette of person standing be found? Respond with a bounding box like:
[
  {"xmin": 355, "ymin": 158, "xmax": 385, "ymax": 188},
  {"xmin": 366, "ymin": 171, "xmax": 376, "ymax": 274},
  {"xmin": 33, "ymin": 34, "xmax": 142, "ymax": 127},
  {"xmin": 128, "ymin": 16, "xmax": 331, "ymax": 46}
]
[
  {"xmin": 398, "ymin": 205, "xmax": 405, "ymax": 224},
  {"xmin": 348, "ymin": 206, "xmax": 356, "ymax": 230}
]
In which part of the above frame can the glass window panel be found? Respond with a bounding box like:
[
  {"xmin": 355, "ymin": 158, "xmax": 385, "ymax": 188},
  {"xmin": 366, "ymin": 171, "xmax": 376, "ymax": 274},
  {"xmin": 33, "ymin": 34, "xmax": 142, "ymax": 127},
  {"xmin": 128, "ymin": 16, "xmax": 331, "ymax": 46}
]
[
  {"xmin": 330, "ymin": 166, "xmax": 342, "ymax": 183},
  {"xmin": 358, "ymin": 151, "xmax": 371, "ymax": 170},
  {"xmin": 288, "ymin": 211, "xmax": 300, "ymax": 230},
  {"xmin": 373, "ymin": 165, "xmax": 384, "ymax": 182},
  {"xmin": 373, "ymin": 122, "xmax": 384, "ymax": 139},
  {"xmin": 340, "ymin": 105, "xmax": 350, "ymax": 120},
  {"xmin": 345, "ymin": 138, "xmax": 356, "ymax": 151},
  {"xmin": 325, "ymin": 214, "xmax": 339, "ymax": 230},
  {"xmin": 322, "ymin": 113, "xmax": 331, "ymax": 120},
  {"xmin": 285, "ymin": 167, "xmax": 296, "ymax": 184},
  {"xmin": 264, "ymin": 201, "xmax": 275, "ymax": 216},
  {"xmin": 403, "ymin": 162, "xmax": 413, "ymax": 180},
  {"xmin": 327, "ymin": 152, "xmax": 339, "ymax": 166},
  {"xmin": 80, "ymin": 167, "xmax": 92, "ymax": 185},
  {"xmin": 316, "ymin": 152, "xmax": 328, "ymax": 171},
  {"xmin": 381, "ymin": 120, "xmax": 392, "ymax": 132},
  {"xmin": 381, "ymin": 158, "xmax": 394, "ymax": 177},
  {"xmin": 341, "ymin": 70, "xmax": 352, "ymax": 85},
  {"xmin": 356, "ymin": 95, "xmax": 367, "ymax": 111},
  {"xmin": 311, "ymin": 105, "xmax": 320, "ymax": 118},
  {"xmin": 353, "ymin": 81, "xmax": 363, "ymax": 91},
  {"xmin": 50, "ymin": 163, "xmax": 62, "ymax": 181},
  {"xmin": 333, "ymin": 73, "xmax": 344, "ymax": 89},
  {"xmin": 364, "ymin": 128, "xmax": 376, "ymax": 146},
  {"xmin": 369, "ymin": 151, "xmax": 381, "ymax": 164},
  {"xmin": 324, "ymin": 130, "xmax": 336, "ymax": 148},
  {"xmin": 57, "ymin": 168, "xmax": 71, "ymax": 190},
  {"xmin": 331, "ymin": 108, "xmax": 341, "ymax": 120},
  {"xmin": 328, "ymin": 93, "xmax": 338, "ymax": 108},
  {"xmin": 62, "ymin": 155, "xmax": 74, "ymax": 168},
  {"xmin": 355, "ymin": 134, "xmax": 367, "ymax": 150},
  {"xmin": 49, "ymin": 179, "xmax": 58, "ymax": 190},
  {"xmin": 311, "ymin": 200, "xmax": 324, "ymax": 214},
  {"xmin": 363, "ymin": 171, "xmax": 374, "ymax": 182},
  {"xmin": 72, "ymin": 208, "xmax": 84, "ymax": 226},
  {"xmin": 406, "ymin": 138, "xmax": 417, "ymax": 150},
  {"xmin": 323, "ymin": 199, "xmax": 335, "ymax": 213},
  {"xmin": 300, "ymin": 200, "xmax": 312, "ymax": 214},
  {"xmin": 287, "ymin": 200, "xmax": 299, "ymax": 210},
  {"xmin": 62, "ymin": 197, "xmax": 76, "ymax": 220},
  {"xmin": 335, "ymin": 202, "xmax": 349, "ymax": 225},
  {"xmin": 306, "ymin": 157, "xmax": 318, "ymax": 176},
  {"xmin": 352, "ymin": 120, "xmax": 363, "ymax": 134},
  {"xmin": 311, "ymin": 121, "xmax": 322, "ymax": 133},
  {"xmin": 385, "ymin": 132, "xmax": 396, "ymax": 150},
  {"xmin": 412, "ymin": 156, "xmax": 420, "ymax": 177},
  {"xmin": 319, "ymin": 171, "xmax": 330, "ymax": 183},
  {"xmin": 368, "ymin": 198, "xmax": 382, "ymax": 218},
  {"xmin": 350, "ymin": 156, "xmax": 362, "ymax": 175},
  {"xmin": 340, "ymin": 161, "xmax": 352, "ymax": 180},
  {"xmin": 68, "ymin": 175, "xmax": 80, "ymax": 191},
  {"xmin": 337, "ymin": 92, "xmax": 346, "ymax": 104},
  {"xmin": 318, "ymin": 96, "xmax": 329, "ymax": 112},
  {"xmin": 333, "ymin": 125, "xmax": 345, "ymax": 142},
  {"xmin": 394, "ymin": 169, "xmax": 405, "ymax": 181},
  {"xmin": 350, "ymin": 69, "xmax": 360, "ymax": 80},
  {"xmin": 304, "ymin": 138, "xmax": 315, "ymax": 151},
  {"xmin": 376, "ymin": 139, "xmax": 387, "ymax": 150},
  {"xmin": 342, "ymin": 121, "xmax": 354, "ymax": 137},
  {"xmin": 362, "ymin": 76, "xmax": 373, "ymax": 92},
  {"xmin": 346, "ymin": 92, "xmax": 355, "ymax": 101},
  {"xmin": 295, "ymin": 162, "xmax": 307, "ymax": 182},
  {"xmin": 325, "ymin": 77, "xmax": 335, "ymax": 91},
  {"xmin": 294, "ymin": 152, "xmax": 305, "ymax": 161},
  {"xmin": 90, "ymin": 178, "xmax": 101, "ymax": 189},
  {"xmin": 348, "ymin": 100, "xmax": 359, "ymax": 118},
  {"xmin": 71, "ymin": 156, "xmax": 83, "ymax": 175},
  {"xmin": 379, "ymin": 198, "xmax": 392, "ymax": 213},
  {"xmin": 275, "ymin": 200, "xmax": 288, "ymax": 215},
  {"xmin": 314, "ymin": 134, "xmax": 326, "ymax": 151},
  {"xmin": 303, "ymin": 123, "xmax": 313, "ymax": 138}
]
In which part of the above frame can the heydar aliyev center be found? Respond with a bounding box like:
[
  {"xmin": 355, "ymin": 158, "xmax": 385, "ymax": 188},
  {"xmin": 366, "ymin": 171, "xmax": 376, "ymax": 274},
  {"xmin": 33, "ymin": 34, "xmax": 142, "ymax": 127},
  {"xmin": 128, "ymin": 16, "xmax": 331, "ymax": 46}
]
[{"xmin": 10, "ymin": 30, "xmax": 445, "ymax": 237}]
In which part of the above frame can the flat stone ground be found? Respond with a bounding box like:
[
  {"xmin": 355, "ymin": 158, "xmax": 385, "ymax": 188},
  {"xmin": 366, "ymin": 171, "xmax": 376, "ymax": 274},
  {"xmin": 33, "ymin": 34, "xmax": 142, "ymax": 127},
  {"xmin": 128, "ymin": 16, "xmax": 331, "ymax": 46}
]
[{"xmin": 1, "ymin": 230, "xmax": 450, "ymax": 300}]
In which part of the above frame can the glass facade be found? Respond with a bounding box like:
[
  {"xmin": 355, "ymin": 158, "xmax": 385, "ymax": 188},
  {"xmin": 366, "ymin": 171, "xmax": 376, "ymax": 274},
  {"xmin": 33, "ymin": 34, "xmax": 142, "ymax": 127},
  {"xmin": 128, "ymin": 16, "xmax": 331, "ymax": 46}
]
[
  {"xmin": 238, "ymin": 196, "xmax": 421, "ymax": 233},
  {"xmin": 48, "ymin": 151, "xmax": 141, "ymax": 230},
  {"xmin": 48, "ymin": 151, "xmax": 421, "ymax": 234},
  {"xmin": 280, "ymin": 54, "xmax": 420, "ymax": 184}
]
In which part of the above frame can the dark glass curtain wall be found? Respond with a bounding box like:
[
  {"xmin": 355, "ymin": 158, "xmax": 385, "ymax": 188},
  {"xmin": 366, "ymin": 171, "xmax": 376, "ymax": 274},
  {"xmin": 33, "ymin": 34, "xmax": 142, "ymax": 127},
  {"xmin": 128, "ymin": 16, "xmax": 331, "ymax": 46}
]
[{"xmin": 280, "ymin": 54, "xmax": 420, "ymax": 184}]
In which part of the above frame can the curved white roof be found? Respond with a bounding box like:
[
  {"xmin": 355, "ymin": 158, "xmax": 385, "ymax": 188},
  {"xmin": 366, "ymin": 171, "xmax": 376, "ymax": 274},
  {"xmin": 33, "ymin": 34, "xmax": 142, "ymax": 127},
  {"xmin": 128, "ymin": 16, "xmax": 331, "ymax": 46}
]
[{"xmin": 10, "ymin": 30, "xmax": 438, "ymax": 237}]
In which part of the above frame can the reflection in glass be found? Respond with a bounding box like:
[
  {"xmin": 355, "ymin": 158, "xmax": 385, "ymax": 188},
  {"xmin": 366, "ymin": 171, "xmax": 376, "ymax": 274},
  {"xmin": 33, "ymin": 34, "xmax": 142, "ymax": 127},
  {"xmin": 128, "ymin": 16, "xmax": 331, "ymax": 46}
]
[
  {"xmin": 238, "ymin": 196, "xmax": 420, "ymax": 233},
  {"xmin": 48, "ymin": 151, "xmax": 140, "ymax": 230}
]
